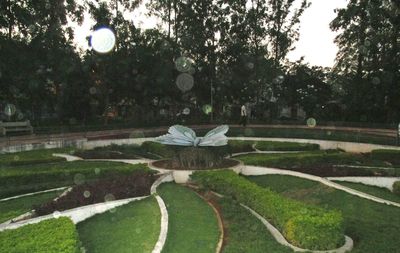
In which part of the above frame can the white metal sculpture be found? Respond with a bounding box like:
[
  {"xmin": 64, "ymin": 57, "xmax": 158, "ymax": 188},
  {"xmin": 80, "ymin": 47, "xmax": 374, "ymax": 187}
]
[{"xmin": 155, "ymin": 125, "xmax": 229, "ymax": 147}]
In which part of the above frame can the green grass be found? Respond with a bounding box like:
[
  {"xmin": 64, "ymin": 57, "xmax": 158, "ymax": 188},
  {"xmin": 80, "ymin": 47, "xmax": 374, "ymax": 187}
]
[
  {"xmin": 0, "ymin": 161, "xmax": 152, "ymax": 198},
  {"xmin": 333, "ymin": 181, "xmax": 400, "ymax": 204},
  {"xmin": 158, "ymin": 183, "xmax": 220, "ymax": 253},
  {"xmin": 227, "ymin": 140, "xmax": 319, "ymax": 153},
  {"xmin": 74, "ymin": 144, "xmax": 161, "ymax": 160},
  {"xmin": 217, "ymin": 197, "xmax": 293, "ymax": 253},
  {"xmin": 77, "ymin": 197, "xmax": 160, "ymax": 253},
  {"xmin": 0, "ymin": 148, "xmax": 73, "ymax": 167},
  {"xmin": 247, "ymin": 175, "xmax": 400, "ymax": 253},
  {"xmin": 0, "ymin": 190, "xmax": 64, "ymax": 224},
  {"xmin": 236, "ymin": 151, "xmax": 400, "ymax": 176},
  {"xmin": 0, "ymin": 217, "xmax": 79, "ymax": 253}
]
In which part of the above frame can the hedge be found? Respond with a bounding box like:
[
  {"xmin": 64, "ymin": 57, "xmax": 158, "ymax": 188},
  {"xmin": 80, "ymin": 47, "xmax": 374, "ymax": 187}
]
[
  {"xmin": 0, "ymin": 148, "xmax": 68, "ymax": 167},
  {"xmin": 393, "ymin": 181, "xmax": 400, "ymax": 196},
  {"xmin": 255, "ymin": 141, "xmax": 320, "ymax": 151},
  {"xmin": 0, "ymin": 217, "xmax": 79, "ymax": 253},
  {"xmin": 191, "ymin": 170, "xmax": 344, "ymax": 250},
  {"xmin": 140, "ymin": 141, "xmax": 176, "ymax": 158},
  {"xmin": 370, "ymin": 149, "xmax": 400, "ymax": 165}
]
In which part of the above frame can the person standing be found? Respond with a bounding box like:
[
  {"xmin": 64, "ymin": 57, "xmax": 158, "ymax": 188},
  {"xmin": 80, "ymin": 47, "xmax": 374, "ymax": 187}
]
[{"xmin": 240, "ymin": 103, "xmax": 247, "ymax": 127}]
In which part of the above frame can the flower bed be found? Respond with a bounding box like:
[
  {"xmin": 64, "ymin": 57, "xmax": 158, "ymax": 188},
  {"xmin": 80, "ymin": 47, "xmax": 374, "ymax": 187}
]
[
  {"xmin": 191, "ymin": 170, "xmax": 344, "ymax": 250},
  {"xmin": 0, "ymin": 217, "xmax": 79, "ymax": 253},
  {"xmin": 35, "ymin": 171, "xmax": 156, "ymax": 216}
]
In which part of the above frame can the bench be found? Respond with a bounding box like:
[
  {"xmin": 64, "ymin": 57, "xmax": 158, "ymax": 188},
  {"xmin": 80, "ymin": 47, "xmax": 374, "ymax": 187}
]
[{"xmin": 0, "ymin": 121, "xmax": 33, "ymax": 136}]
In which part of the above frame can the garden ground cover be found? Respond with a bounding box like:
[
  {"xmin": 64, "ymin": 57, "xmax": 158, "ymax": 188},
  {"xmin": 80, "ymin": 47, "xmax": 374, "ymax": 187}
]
[
  {"xmin": 215, "ymin": 197, "xmax": 293, "ymax": 253},
  {"xmin": 332, "ymin": 181, "xmax": 400, "ymax": 204},
  {"xmin": 227, "ymin": 140, "xmax": 319, "ymax": 153},
  {"xmin": 247, "ymin": 175, "xmax": 400, "ymax": 253},
  {"xmin": 0, "ymin": 161, "xmax": 151, "ymax": 198},
  {"xmin": 158, "ymin": 183, "xmax": 220, "ymax": 253},
  {"xmin": 0, "ymin": 148, "xmax": 72, "ymax": 167},
  {"xmin": 236, "ymin": 151, "xmax": 400, "ymax": 177},
  {"xmin": 77, "ymin": 197, "xmax": 160, "ymax": 253},
  {"xmin": 0, "ymin": 217, "xmax": 79, "ymax": 253},
  {"xmin": 0, "ymin": 190, "xmax": 64, "ymax": 224},
  {"xmin": 73, "ymin": 144, "xmax": 161, "ymax": 160}
]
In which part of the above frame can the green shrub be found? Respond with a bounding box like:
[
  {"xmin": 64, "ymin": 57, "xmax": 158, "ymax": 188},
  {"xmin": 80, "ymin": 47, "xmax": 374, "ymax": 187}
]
[
  {"xmin": 228, "ymin": 140, "xmax": 256, "ymax": 153},
  {"xmin": 0, "ymin": 148, "xmax": 69, "ymax": 167},
  {"xmin": 393, "ymin": 181, "xmax": 400, "ymax": 196},
  {"xmin": 191, "ymin": 170, "xmax": 344, "ymax": 250},
  {"xmin": 0, "ymin": 217, "xmax": 79, "ymax": 253},
  {"xmin": 370, "ymin": 149, "xmax": 400, "ymax": 165},
  {"xmin": 255, "ymin": 141, "xmax": 320, "ymax": 151},
  {"xmin": 140, "ymin": 141, "xmax": 176, "ymax": 158}
]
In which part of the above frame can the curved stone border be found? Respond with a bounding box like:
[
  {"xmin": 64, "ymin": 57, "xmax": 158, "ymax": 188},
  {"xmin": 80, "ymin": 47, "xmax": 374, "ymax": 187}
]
[
  {"xmin": 52, "ymin": 153, "xmax": 83, "ymax": 161},
  {"xmin": 150, "ymin": 173, "xmax": 173, "ymax": 253},
  {"xmin": 0, "ymin": 196, "xmax": 149, "ymax": 232},
  {"xmin": 241, "ymin": 165, "xmax": 400, "ymax": 208},
  {"xmin": 0, "ymin": 187, "xmax": 68, "ymax": 202},
  {"xmin": 86, "ymin": 158, "xmax": 153, "ymax": 165},
  {"xmin": 241, "ymin": 204, "xmax": 354, "ymax": 253},
  {"xmin": 231, "ymin": 150, "xmax": 304, "ymax": 157},
  {"xmin": 328, "ymin": 176, "xmax": 400, "ymax": 191}
]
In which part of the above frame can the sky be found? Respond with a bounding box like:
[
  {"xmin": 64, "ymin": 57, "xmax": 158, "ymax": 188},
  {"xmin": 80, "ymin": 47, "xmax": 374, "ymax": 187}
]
[{"xmin": 73, "ymin": 0, "xmax": 349, "ymax": 68}]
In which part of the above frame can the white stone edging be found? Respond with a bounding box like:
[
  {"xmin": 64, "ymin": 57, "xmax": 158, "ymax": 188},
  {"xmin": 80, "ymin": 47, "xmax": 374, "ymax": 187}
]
[
  {"xmin": 0, "ymin": 196, "xmax": 149, "ymax": 232},
  {"xmin": 0, "ymin": 187, "xmax": 69, "ymax": 202},
  {"xmin": 241, "ymin": 166, "xmax": 400, "ymax": 208},
  {"xmin": 240, "ymin": 204, "xmax": 354, "ymax": 253},
  {"xmin": 328, "ymin": 177, "xmax": 400, "ymax": 191},
  {"xmin": 52, "ymin": 153, "xmax": 83, "ymax": 161}
]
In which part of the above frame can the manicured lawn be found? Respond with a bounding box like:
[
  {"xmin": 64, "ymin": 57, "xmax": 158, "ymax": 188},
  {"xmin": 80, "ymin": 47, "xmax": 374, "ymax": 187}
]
[
  {"xmin": 227, "ymin": 140, "xmax": 319, "ymax": 153},
  {"xmin": 158, "ymin": 183, "xmax": 220, "ymax": 253},
  {"xmin": 0, "ymin": 161, "xmax": 151, "ymax": 198},
  {"xmin": 0, "ymin": 190, "xmax": 64, "ymax": 224},
  {"xmin": 0, "ymin": 217, "xmax": 79, "ymax": 253},
  {"xmin": 333, "ymin": 181, "xmax": 400, "ymax": 204},
  {"xmin": 247, "ymin": 175, "xmax": 400, "ymax": 253},
  {"xmin": 217, "ymin": 197, "xmax": 293, "ymax": 253},
  {"xmin": 74, "ymin": 144, "xmax": 161, "ymax": 160},
  {"xmin": 0, "ymin": 148, "xmax": 72, "ymax": 167},
  {"xmin": 236, "ymin": 151, "xmax": 400, "ymax": 176},
  {"xmin": 77, "ymin": 197, "xmax": 160, "ymax": 253}
]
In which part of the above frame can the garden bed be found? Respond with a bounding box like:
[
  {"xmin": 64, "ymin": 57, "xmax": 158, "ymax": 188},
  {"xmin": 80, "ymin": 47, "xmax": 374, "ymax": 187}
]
[
  {"xmin": 152, "ymin": 158, "xmax": 239, "ymax": 171},
  {"xmin": 35, "ymin": 171, "xmax": 156, "ymax": 216}
]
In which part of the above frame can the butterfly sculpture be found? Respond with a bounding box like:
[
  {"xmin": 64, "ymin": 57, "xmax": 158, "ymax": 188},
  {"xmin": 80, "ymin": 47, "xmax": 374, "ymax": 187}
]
[{"xmin": 155, "ymin": 125, "xmax": 229, "ymax": 147}]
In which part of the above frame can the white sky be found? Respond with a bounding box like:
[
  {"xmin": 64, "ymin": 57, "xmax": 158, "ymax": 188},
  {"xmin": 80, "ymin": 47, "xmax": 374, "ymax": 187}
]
[{"xmin": 73, "ymin": 0, "xmax": 349, "ymax": 68}]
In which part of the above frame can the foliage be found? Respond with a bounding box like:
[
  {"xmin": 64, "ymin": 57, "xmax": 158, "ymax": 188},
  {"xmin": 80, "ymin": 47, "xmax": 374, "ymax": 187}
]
[
  {"xmin": 334, "ymin": 181, "xmax": 400, "ymax": 203},
  {"xmin": 370, "ymin": 149, "xmax": 400, "ymax": 165},
  {"xmin": 140, "ymin": 141, "xmax": 176, "ymax": 158},
  {"xmin": 191, "ymin": 170, "xmax": 344, "ymax": 250},
  {"xmin": 0, "ymin": 190, "xmax": 64, "ymax": 224},
  {"xmin": 0, "ymin": 161, "xmax": 151, "ymax": 198},
  {"xmin": 35, "ymin": 170, "xmax": 155, "ymax": 216},
  {"xmin": 0, "ymin": 217, "xmax": 79, "ymax": 253},
  {"xmin": 249, "ymin": 174, "xmax": 400, "ymax": 252},
  {"xmin": 158, "ymin": 183, "xmax": 220, "ymax": 253},
  {"xmin": 77, "ymin": 197, "xmax": 161, "ymax": 253},
  {"xmin": 0, "ymin": 148, "xmax": 70, "ymax": 167},
  {"xmin": 255, "ymin": 141, "xmax": 319, "ymax": 151},
  {"xmin": 393, "ymin": 181, "xmax": 400, "ymax": 196}
]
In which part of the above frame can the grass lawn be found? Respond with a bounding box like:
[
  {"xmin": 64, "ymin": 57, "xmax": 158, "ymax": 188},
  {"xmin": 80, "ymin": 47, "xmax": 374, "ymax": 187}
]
[
  {"xmin": 247, "ymin": 175, "xmax": 400, "ymax": 253},
  {"xmin": 0, "ymin": 217, "xmax": 79, "ymax": 253},
  {"xmin": 0, "ymin": 190, "xmax": 64, "ymax": 224},
  {"xmin": 158, "ymin": 183, "xmax": 220, "ymax": 253},
  {"xmin": 333, "ymin": 181, "xmax": 400, "ymax": 204},
  {"xmin": 227, "ymin": 140, "xmax": 319, "ymax": 153},
  {"xmin": 0, "ymin": 161, "xmax": 151, "ymax": 198},
  {"xmin": 0, "ymin": 148, "xmax": 73, "ymax": 167},
  {"xmin": 74, "ymin": 144, "xmax": 161, "ymax": 160},
  {"xmin": 77, "ymin": 197, "xmax": 160, "ymax": 253},
  {"xmin": 217, "ymin": 197, "xmax": 293, "ymax": 253}
]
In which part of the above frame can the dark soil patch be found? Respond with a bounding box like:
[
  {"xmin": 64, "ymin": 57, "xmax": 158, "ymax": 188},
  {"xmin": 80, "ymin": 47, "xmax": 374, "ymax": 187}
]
[
  {"xmin": 34, "ymin": 171, "xmax": 156, "ymax": 216},
  {"xmin": 152, "ymin": 158, "xmax": 240, "ymax": 171},
  {"xmin": 277, "ymin": 165, "xmax": 394, "ymax": 177}
]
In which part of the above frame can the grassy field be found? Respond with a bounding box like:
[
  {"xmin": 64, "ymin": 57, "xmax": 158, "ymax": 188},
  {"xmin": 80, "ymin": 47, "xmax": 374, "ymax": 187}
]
[
  {"xmin": 158, "ymin": 183, "xmax": 220, "ymax": 253},
  {"xmin": 0, "ymin": 190, "xmax": 64, "ymax": 224},
  {"xmin": 0, "ymin": 161, "xmax": 151, "ymax": 198},
  {"xmin": 217, "ymin": 197, "xmax": 293, "ymax": 253},
  {"xmin": 333, "ymin": 181, "xmax": 400, "ymax": 204},
  {"xmin": 247, "ymin": 175, "xmax": 400, "ymax": 253},
  {"xmin": 77, "ymin": 197, "xmax": 160, "ymax": 253}
]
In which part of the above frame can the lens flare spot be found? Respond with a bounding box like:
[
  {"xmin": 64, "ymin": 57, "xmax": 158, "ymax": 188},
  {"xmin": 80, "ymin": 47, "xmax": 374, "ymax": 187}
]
[
  {"xmin": 176, "ymin": 73, "xmax": 194, "ymax": 92},
  {"xmin": 306, "ymin": 118, "xmax": 317, "ymax": 128},
  {"xmin": 4, "ymin": 104, "xmax": 16, "ymax": 116},
  {"xmin": 202, "ymin": 104, "xmax": 213, "ymax": 115},
  {"xmin": 91, "ymin": 28, "xmax": 116, "ymax": 54}
]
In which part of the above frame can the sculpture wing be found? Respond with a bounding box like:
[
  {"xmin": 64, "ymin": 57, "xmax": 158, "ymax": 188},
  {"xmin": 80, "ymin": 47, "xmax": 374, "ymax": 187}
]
[
  {"xmin": 155, "ymin": 125, "xmax": 196, "ymax": 146},
  {"xmin": 198, "ymin": 125, "xmax": 229, "ymax": 146}
]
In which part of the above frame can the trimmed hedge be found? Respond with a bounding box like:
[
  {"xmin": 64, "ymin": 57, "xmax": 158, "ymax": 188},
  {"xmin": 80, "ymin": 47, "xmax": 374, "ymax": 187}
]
[
  {"xmin": 370, "ymin": 149, "xmax": 400, "ymax": 165},
  {"xmin": 0, "ymin": 148, "xmax": 69, "ymax": 167},
  {"xmin": 393, "ymin": 181, "xmax": 400, "ymax": 196},
  {"xmin": 255, "ymin": 141, "xmax": 320, "ymax": 151},
  {"xmin": 191, "ymin": 170, "xmax": 344, "ymax": 250},
  {"xmin": 0, "ymin": 217, "xmax": 79, "ymax": 253},
  {"xmin": 141, "ymin": 141, "xmax": 176, "ymax": 158}
]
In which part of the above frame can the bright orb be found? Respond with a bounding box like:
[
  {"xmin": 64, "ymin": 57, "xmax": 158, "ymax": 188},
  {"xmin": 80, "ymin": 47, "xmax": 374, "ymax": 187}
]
[{"xmin": 91, "ymin": 28, "xmax": 116, "ymax": 54}]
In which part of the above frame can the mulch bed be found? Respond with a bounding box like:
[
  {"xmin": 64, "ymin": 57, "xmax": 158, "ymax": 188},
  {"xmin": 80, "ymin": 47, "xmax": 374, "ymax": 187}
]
[
  {"xmin": 34, "ymin": 171, "xmax": 157, "ymax": 216},
  {"xmin": 152, "ymin": 158, "xmax": 240, "ymax": 171}
]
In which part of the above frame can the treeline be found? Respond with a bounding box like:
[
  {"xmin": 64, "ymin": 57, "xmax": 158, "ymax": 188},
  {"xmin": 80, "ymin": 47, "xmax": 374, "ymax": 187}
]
[{"xmin": 0, "ymin": 0, "xmax": 399, "ymax": 126}]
